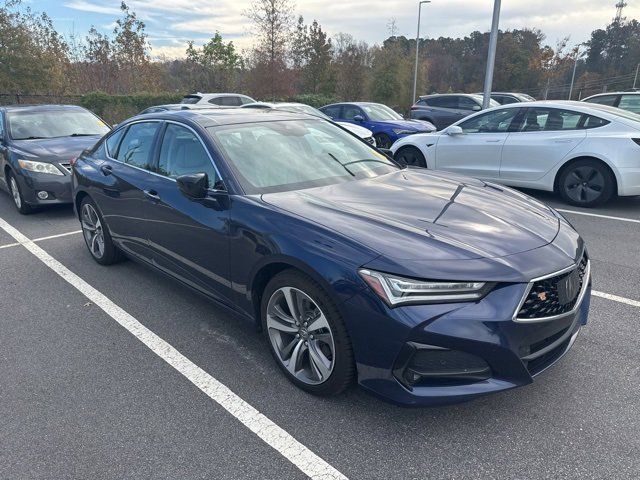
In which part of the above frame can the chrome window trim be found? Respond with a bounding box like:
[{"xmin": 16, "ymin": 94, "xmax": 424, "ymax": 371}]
[{"xmin": 512, "ymin": 256, "xmax": 591, "ymax": 323}]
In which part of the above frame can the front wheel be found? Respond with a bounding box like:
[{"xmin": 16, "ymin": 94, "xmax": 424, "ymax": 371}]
[
  {"xmin": 558, "ymin": 159, "xmax": 615, "ymax": 207},
  {"xmin": 395, "ymin": 146, "xmax": 427, "ymax": 168},
  {"xmin": 261, "ymin": 270, "xmax": 355, "ymax": 396},
  {"xmin": 7, "ymin": 171, "xmax": 33, "ymax": 215},
  {"xmin": 80, "ymin": 196, "xmax": 124, "ymax": 265}
]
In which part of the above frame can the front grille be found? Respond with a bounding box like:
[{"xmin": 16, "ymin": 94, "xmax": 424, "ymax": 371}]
[{"xmin": 517, "ymin": 253, "xmax": 589, "ymax": 320}]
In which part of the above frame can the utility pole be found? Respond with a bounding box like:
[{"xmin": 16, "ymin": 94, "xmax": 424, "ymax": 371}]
[
  {"xmin": 633, "ymin": 63, "xmax": 640, "ymax": 90},
  {"xmin": 412, "ymin": 1, "xmax": 431, "ymax": 104},
  {"xmin": 568, "ymin": 46, "xmax": 581, "ymax": 100},
  {"xmin": 482, "ymin": 0, "xmax": 501, "ymax": 109}
]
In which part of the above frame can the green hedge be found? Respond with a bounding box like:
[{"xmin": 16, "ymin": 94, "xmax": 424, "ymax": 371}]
[
  {"xmin": 80, "ymin": 91, "xmax": 183, "ymax": 124},
  {"xmin": 284, "ymin": 93, "xmax": 339, "ymax": 108}
]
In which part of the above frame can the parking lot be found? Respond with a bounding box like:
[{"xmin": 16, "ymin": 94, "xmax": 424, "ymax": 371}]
[{"xmin": 0, "ymin": 188, "xmax": 638, "ymax": 479}]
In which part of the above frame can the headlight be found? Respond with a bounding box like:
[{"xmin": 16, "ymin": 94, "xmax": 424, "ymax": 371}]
[
  {"xmin": 392, "ymin": 128, "xmax": 415, "ymax": 135},
  {"xmin": 359, "ymin": 269, "xmax": 489, "ymax": 306},
  {"xmin": 18, "ymin": 159, "xmax": 63, "ymax": 176}
]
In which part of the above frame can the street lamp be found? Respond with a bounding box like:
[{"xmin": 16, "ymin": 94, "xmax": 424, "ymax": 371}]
[
  {"xmin": 568, "ymin": 45, "xmax": 583, "ymax": 100},
  {"xmin": 412, "ymin": 1, "xmax": 431, "ymax": 104},
  {"xmin": 482, "ymin": 0, "xmax": 501, "ymax": 109}
]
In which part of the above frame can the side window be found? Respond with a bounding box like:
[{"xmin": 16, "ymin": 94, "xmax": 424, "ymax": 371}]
[
  {"xmin": 342, "ymin": 106, "xmax": 364, "ymax": 120},
  {"xmin": 215, "ymin": 96, "xmax": 241, "ymax": 107},
  {"xmin": 426, "ymin": 96, "xmax": 457, "ymax": 109},
  {"xmin": 105, "ymin": 127, "xmax": 125, "ymax": 158},
  {"xmin": 321, "ymin": 106, "xmax": 341, "ymax": 118},
  {"xmin": 157, "ymin": 124, "xmax": 219, "ymax": 189},
  {"xmin": 458, "ymin": 96, "xmax": 480, "ymax": 111},
  {"xmin": 582, "ymin": 115, "xmax": 610, "ymax": 129},
  {"xmin": 519, "ymin": 108, "xmax": 583, "ymax": 132},
  {"xmin": 500, "ymin": 96, "xmax": 519, "ymax": 105},
  {"xmin": 618, "ymin": 95, "xmax": 640, "ymax": 114},
  {"xmin": 586, "ymin": 95, "xmax": 618, "ymax": 107},
  {"xmin": 209, "ymin": 97, "xmax": 224, "ymax": 105},
  {"xmin": 0, "ymin": 112, "xmax": 5, "ymax": 139},
  {"xmin": 460, "ymin": 108, "xmax": 520, "ymax": 133},
  {"xmin": 239, "ymin": 96, "xmax": 254, "ymax": 105},
  {"xmin": 116, "ymin": 122, "xmax": 160, "ymax": 169}
]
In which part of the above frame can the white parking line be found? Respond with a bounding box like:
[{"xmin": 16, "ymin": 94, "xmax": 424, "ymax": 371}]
[
  {"xmin": 0, "ymin": 216, "xmax": 347, "ymax": 480},
  {"xmin": 0, "ymin": 229, "xmax": 81, "ymax": 250},
  {"xmin": 593, "ymin": 290, "xmax": 640, "ymax": 308},
  {"xmin": 556, "ymin": 209, "xmax": 640, "ymax": 224}
]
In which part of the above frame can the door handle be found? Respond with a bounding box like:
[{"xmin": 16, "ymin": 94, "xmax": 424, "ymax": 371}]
[
  {"xmin": 554, "ymin": 139, "xmax": 574, "ymax": 143},
  {"xmin": 485, "ymin": 139, "xmax": 502, "ymax": 143},
  {"xmin": 143, "ymin": 189, "xmax": 161, "ymax": 202},
  {"xmin": 100, "ymin": 165, "xmax": 113, "ymax": 176}
]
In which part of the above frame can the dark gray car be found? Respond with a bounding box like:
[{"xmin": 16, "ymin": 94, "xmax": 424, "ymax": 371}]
[{"xmin": 410, "ymin": 94, "xmax": 500, "ymax": 130}]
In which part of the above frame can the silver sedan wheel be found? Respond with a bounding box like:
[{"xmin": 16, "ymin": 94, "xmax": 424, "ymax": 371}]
[
  {"xmin": 81, "ymin": 203, "xmax": 105, "ymax": 259},
  {"xmin": 10, "ymin": 176, "xmax": 21, "ymax": 209},
  {"xmin": 266, "ymin": 287, "xmax": 336, "ymax": 385}
]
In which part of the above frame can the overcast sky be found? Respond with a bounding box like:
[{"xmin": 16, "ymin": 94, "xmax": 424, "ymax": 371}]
[{"xmin": 43, "ymin": 0, "xmax": 640, "ymax": 58}]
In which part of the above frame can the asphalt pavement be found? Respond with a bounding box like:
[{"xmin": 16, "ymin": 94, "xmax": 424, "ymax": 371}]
[{"xmin": 0, "ymin": 189, "xmax": 638, "ymax": 479}]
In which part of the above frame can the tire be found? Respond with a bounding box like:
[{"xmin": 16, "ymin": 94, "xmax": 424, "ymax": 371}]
[
  {"xmin": 261, "ymin": 269, "xmax": 355, "ymax": 396},
  {"xmin": 79, "ymin": 196, "xmax": 124, "ymax": 265},
  {"xmin": 395, "ymin": 146, "xmax": 427, "ymax": 168},
  {"xmin": 7, "ymin": 171, "xmax": 34, "ymax": 215},
  {"xmin": 374, "ymin": 133, "xmax": 392, "ymax": 149},
  {"xmin": 557, "ymin": 159, "xmax": 615, "ymax": 207}
]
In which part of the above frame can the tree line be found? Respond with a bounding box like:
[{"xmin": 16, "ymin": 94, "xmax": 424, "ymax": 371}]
[{"xmin": 1, "ymin": 0, "xmax": 639, "ymax": 112}]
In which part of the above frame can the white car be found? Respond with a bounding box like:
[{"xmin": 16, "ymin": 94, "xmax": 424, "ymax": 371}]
[
  {"xmin": 241, "ymin": 102, "xmax": 376, "ymax": 146},
  {"xmin": 181, "ymin": 93, "xmax": 256, "ymax": 107},
  {"xmin": 390, "ymin": 100, "xmax": 640, "ymax": 207}
]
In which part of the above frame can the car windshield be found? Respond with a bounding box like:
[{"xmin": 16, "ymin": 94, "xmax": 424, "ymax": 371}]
[
  {"xmin": 8, "ymin": 109, "xmax": 110, "ymax": 140},
  {"xmin": 360, "ymin": 104, "xmax": 403, "ymax": 121},
  {"xmin": 470, "ymin": 95, "xmax": 500, "ymax": 107},
  {"xmin": 208, "ymin": 119, "xmax": 399, "ymax": 194},
  {"xmin": 275, "ymin": 104, "xmax": 331, "ymax": 120}
]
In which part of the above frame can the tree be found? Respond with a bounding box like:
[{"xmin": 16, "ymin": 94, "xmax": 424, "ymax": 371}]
[
  {"xmin": 332, "ymin": 33, "xmax": 370, "ymax": 100},
  {"xmin": 303, "ymin": 20, "xmax": 333, "ymax": 94},
  {"xmin": 185, "ymin": 33, "xmax": 243, "ymax": 92}
]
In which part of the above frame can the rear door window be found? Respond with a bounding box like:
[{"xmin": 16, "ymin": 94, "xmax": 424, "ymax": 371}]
[
  {"xmin": 425, "ymin": 96, "xmax": 458, "ymax": 109},
  {"xmin": 116, "ymin": 122, "xmax": 160, "ymax": 170},
  {"xmin": 519, "ymin": 108, "xmax": 583, "ymax": 132}
]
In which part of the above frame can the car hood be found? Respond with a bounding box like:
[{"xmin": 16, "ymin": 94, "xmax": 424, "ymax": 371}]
[
  {"xmin": 12, "ymin": 136, "xmax": 102, "ymax": 162},
  {"xmin": 375, "ymin": 119, "xmax": 435, "ymax": 132},
  {"xmin": 336, "ymin": 122, "xmax": 373, "ymax": 138},
  {"xmin": 261, "ymin": 169, "xmax": 560, "ymax": 262}
]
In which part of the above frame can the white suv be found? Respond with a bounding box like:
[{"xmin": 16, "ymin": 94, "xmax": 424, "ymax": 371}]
[{"xmin": 181, "ymin": 93, "xmax": 256, "ymax": 107}]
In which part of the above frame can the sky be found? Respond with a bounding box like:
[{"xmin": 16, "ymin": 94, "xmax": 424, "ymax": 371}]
[{"xmin": 34, "ymin": 0, "xmax": 640, "ymax": 59}]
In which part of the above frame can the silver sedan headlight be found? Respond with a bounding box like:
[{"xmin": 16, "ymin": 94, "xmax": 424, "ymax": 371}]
[
  {"xmin": 18, "ymin": 159, "xmax": 64, "ymax": 176},
  {"xmin": 359, "ymin": 269, "xmax": 489, "ymax": 306}
]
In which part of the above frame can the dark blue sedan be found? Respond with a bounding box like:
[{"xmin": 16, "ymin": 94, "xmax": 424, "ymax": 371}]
[
  {"xmin": 319, "ymin": 102, "xmax": 435, "ymax": 148},
  {"xmin": 72, "ymin": 108, "xmax": 591, "ymax": 406}
]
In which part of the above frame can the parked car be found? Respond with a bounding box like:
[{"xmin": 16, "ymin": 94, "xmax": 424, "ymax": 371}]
[
  {"xmin": 487, "ymin": 92, "xmax": 536, "ymax": 105},
  {"xmin": 391, "ymin": 100, "xmax": 640, "ymax": 207},
  {"xmin": 139, "ymin": 104, "xmax": 216, "ymax": 114},
  {"xmin": 72, "ymin": 108, "xmax": 590, "ymax": 406},
  {"xmin": 582, "ymin": 91, "xmax": 640, "ymax": 114},
  {"xmin": 241, "ymin": 101, "xmax": 376, "ymax": 145},
  {"xmin": 180, "ymin": 93, "xmax": 256, "ymax": 107},
  {"xmin": 410, "ymin": 94, "xmax": 500, "ymax": 130},
  {"xmin": 0, "ymin": 104, "xmax": 110, "ymax": 214},
  {"xmin": 319, "ymin": 102, "xmax": 435, "ymax": 148}
]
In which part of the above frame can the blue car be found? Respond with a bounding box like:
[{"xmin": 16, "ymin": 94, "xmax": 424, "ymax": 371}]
[
  {"xmin": 319, "ymin": 102, "xmax": 435, "ymax": 149},
  {"xmin": 72, "ymin": 108, "xmax": 590, "ymax": 406}
]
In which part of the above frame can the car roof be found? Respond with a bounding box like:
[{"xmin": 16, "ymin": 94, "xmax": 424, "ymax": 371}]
[
  {"xmin": 321, "ymin": 102, "xmax": 385, "ymax": 107},
  {"xmin": 127, "ymin": 107, "xmax": 318, "ymax": 128},
  {"xmin": 1, "ymin": 104, "xmax": 87, "ymax": 113},
  {"xmin": 585, "ymin": 91, "xmax": 639, "ymax": 96},
  {"xmin": 419, "ymin": 93, "xmax": 479, "ymax": 98}
]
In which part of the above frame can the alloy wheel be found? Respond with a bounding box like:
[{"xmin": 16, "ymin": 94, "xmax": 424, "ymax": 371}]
[
  {"xmin": 10, "ymin": 176, "xmax": 21, "ymax": 209},
  {"xmin": 81, "ymin": 203, "xmax": 105, "ymax": 259},
  {"xmin": 266, "ymin": 286, "xmax": 336, "ymax": 385},
  {"xmin": 563, "ymin": 166, "xmax": 605, "ymax": 204}
]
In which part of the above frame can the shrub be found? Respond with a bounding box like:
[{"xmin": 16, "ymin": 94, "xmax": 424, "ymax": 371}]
[{"xmin": 80, "ymin": 91, "xmax": 183, "ymax": 124}]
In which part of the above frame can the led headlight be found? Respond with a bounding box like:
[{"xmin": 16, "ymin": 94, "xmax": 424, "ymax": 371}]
[
  {"xmin": 359, "ymin": 269, "xmax": 489, "ymax": 306},
  {"xmin": 18, "ymin": 159, "xmax": 63, "ymax": 176},
  {"xmin": 392, "ymin": 128, "xmax": 415, "ymax": 135}
]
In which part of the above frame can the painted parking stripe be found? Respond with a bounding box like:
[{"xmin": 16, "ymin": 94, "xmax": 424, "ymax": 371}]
[
  {"xmin": 0, "ymin": 216, "xmax": 347, "ymax": 480},
  {"xmin": 556, "ymin": 209, "xmax": 640, "ymax": 224},
  {"xmin": 593, "ymin": 290, "xmax": 640, "ymax": 308},
  {"xmin": 0, "ymin": 230, "xmax": 81, "ymax": 250}
]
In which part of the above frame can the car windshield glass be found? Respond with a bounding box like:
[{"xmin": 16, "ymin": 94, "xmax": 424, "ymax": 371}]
[
  {"xmin": 360, "ymin": 104, "xmax": 403, "ymax": 121},
  {"xmin": 208, "ymin": 119, "xmax": 399, "ymax": 194},
  {"xmin": 8, "ymin": 109, "xmax": 110, "ymax": 140},
  {"xmin": 470, "ymin": 94, "xmax": 500, "ymax": 107},
  {"xmin": 275, "ymin": 104, "xmax": 331, "ymax": 120}
]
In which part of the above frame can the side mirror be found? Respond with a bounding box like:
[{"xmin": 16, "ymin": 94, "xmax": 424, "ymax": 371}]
[
  {"xmin": 177, "ymin": 173, "xmax": 208, "ymax": 199},
  {"xmin": 353, "ymin": 115, "xmax": 364, "ymax": 122},
  {"xmin": 445, "ymin": 126, "xmax": 464, "ymax": 136}
]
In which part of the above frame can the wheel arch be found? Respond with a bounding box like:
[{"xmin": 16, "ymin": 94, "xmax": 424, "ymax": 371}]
[
  {"xmin": 74, "ymin": 190, "xmax": 90, "ymax": 220},
  {"xmin": 553, "ymin": 155, "xmax": 619, "ymax": 196}
]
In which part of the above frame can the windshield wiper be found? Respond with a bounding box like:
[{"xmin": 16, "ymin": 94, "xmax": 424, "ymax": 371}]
[
  {"xmin": 13, "ymin": 136, "xmax": 48, "ymax": 140},
  {"xmin": 327, "ymin": 152, "xmax": 355, "ymax": 177},
  {"xmin": 342, "ymin": 159, "xmax": 397, "ymax": 168},
  {"xmin": 68, "ymin": 133, "xmax": 98, "ymax": 137}
]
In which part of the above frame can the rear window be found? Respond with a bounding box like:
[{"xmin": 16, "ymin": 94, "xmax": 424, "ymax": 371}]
[
  {"xmin": 181, "ymin": 95, "xmax": 201, "ymax": 104},
  {"xmin": 585, "ymin": 95, "xmax": 618, "ymax": 107}
]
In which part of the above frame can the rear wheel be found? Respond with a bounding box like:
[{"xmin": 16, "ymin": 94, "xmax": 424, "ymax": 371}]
[
  {"xmin": 374, "ymin": 133, "xmax": 392, "ymax": 149},
  {"xmin": 395, "ymin": 146, "xmax": 427, "ymax": 168},
  {"xmin": 261, "ymin": 270, "xmax": 355, "ymax": 396},
  {"xmin": 7, "ymin": 171, "xmax": 33, "ymax": 215},
  {"xmin": 558, "ymin": 159, "xmax": 615, "ymax": 207},
  {"xmin": 80, "ymin": 196, "xmax": 124, "ymax": 265}
]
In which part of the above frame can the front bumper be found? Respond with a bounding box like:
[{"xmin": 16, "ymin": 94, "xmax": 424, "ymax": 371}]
[
  {"xmin": 15, "ymin": 169, "xmax": 73, "ymax": 205},
  {"xmin": 343, "ymin": 280, "xmax": 590, "ymax": 407}
]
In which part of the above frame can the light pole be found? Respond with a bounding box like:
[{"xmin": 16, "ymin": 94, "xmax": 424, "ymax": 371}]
[
  {"xmin": 412, "ymin": 1, "xmax": 431, "ymax": 104},
  {"xmin": 568, "ymin": 45, "xmax": 582, "ymax": 100},
  {"xmin": 633, "ymin": 63, "xmax": 640, "ymax": 90},
  {"xmin": 482, "ymin": 0, "xmax": 501, "ymax": 109}
]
